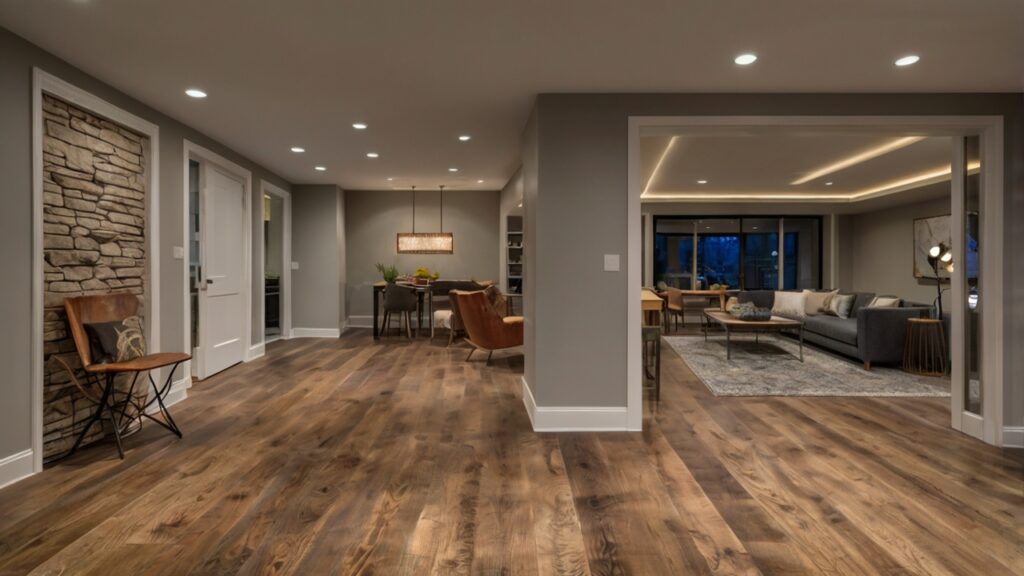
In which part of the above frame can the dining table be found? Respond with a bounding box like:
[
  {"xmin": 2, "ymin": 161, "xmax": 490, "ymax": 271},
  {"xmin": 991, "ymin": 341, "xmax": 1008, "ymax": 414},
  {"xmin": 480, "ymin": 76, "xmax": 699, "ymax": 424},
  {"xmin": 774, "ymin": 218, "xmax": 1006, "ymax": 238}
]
[{"xmin": 372, "ymin": 279, "xmax": 494, "ymax": 340}]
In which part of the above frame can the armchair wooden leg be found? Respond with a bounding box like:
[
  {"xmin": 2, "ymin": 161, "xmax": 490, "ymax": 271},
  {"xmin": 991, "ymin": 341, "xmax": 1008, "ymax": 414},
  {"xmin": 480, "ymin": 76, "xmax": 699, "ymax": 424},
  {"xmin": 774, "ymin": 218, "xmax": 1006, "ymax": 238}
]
[
  {"xmin": 486, "ymin": 350, "xmax": 493, "ymax": 366},
  {"xmin": 448, "ymin": 327, "xmax": 455, "ymax": 347},
  {"xmin": 466, "ymin": 348, "xmax": 475, "ymax": 362},
  {"xmin": 863, "ymin": 361, "xmax": 871, "ymax": 371}
]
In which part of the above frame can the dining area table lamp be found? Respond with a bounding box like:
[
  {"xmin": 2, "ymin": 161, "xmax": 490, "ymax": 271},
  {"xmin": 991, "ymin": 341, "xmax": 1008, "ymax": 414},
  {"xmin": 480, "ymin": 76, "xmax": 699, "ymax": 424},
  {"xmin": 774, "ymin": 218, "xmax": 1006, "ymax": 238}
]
[
  {"xmin": 928, "ymin": 242, "xmax": 953, "ymax": 319},
  {"xmin": 397, "ymin": 185, "xmax": 454, "ymax": 254}
]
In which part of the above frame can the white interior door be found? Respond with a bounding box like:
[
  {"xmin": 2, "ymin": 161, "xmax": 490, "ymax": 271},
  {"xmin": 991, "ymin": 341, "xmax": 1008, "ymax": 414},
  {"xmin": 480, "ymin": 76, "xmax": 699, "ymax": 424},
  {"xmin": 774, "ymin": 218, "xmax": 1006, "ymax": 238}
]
[{"xmin": 198, "ymin": 164, "xmax": 246, "ymax": 379}]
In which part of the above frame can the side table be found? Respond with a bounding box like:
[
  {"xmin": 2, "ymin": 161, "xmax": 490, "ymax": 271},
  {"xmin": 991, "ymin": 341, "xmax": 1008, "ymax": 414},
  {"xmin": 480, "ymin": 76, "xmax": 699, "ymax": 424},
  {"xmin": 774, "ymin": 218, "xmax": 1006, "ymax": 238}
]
[{"xmin": 903, "ymin": 318, "xmax": 947, "ymax": 377}]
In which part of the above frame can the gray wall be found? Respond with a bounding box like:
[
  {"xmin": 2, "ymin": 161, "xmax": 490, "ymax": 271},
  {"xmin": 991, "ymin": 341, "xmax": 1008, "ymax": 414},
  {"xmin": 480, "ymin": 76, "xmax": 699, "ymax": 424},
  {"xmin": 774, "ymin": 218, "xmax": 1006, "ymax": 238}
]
[
  {"xmin": 849, "ymin": 196, "xmax": 951, "ymax": 306},
  {"xmin": 0, "ymin": 27, "xmax": 291, "ymax": 464},
  {"xmin": 344, "ymin": 189, "xmax": 500, "ymax": 321},
  {"xmin": 291, "ymin": 185, "xmax": 344, "ymax": 331},
  {"xmin": 527, "ymin": 93, "xmax": 1023, "ymax": 430}
]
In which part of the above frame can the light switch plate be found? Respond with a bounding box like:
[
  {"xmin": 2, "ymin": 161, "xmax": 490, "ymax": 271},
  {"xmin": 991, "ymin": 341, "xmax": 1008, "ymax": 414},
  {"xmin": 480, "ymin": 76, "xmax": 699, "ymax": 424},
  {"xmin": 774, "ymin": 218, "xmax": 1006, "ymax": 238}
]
[
  {"xmin": 291, "ymin": 261, "xmax": 300, "ymax": 270},
  {"xmin": 172, "ymin": 246, "xmax": 185, "ymax": 260},
  {"xmin": 604, "ymin": 254, "xmax": 620, "ymax": 272}
]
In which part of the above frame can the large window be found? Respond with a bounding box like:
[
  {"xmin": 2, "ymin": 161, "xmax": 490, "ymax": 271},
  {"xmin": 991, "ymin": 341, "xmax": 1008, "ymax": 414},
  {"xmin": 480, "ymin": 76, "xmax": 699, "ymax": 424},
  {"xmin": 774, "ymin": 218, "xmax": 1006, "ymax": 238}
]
[{"xmin": 653, "ymin": 216, "xmax": 822, "ymax": 290}]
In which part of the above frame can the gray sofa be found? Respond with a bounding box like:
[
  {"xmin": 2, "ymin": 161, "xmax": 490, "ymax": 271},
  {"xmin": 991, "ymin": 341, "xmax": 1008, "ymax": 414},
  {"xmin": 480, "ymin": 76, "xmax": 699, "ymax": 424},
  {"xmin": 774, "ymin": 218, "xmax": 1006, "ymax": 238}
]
[{"xmin": 736, "ymin": 290, "xmax": 931, "ymax": 369}]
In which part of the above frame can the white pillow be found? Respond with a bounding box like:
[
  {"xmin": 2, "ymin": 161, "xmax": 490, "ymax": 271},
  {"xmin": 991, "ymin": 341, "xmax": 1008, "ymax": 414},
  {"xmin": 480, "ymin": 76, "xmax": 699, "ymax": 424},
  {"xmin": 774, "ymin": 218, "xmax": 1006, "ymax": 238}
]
[
  {"xmin": 868, "ymin": 296, "xmax": 901, "ymax": 308},
  {"xmin": 803, "ymin": 289, "xmax": 836, "ymax": 316},
  {"xmin": 772, "ymin": 291, "xmax": 807, "ymax": 318}
]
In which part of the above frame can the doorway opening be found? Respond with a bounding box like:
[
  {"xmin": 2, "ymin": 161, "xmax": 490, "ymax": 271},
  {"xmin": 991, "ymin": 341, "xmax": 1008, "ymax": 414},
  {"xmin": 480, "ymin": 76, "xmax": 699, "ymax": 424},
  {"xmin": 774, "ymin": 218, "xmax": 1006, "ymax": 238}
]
[
  {"xmin": 260, "ymin": 181, "xmax": 291, "ymax": 345},
  {"xmin": 628, "ymin": 117, "xmax": 1004, "ymax": 445}
]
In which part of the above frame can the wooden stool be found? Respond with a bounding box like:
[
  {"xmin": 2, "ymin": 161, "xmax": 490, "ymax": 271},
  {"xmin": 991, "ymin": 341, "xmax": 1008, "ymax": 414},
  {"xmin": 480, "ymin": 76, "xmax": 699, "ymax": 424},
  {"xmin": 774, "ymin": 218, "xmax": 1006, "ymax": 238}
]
[
  {"xmin": 642, "ymin": 326, "xmax": 661, "ymax": 401},
  {"xmin": 903, "ymin": 318, "xmax": 947, "ymax": 377}
]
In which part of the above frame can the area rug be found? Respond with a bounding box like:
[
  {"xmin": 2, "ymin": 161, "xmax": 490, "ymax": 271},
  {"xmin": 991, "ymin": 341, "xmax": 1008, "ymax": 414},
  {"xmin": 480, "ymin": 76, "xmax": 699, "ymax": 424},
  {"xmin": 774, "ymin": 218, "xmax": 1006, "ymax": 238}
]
[{"xmin": 664, "ymin": 335, "xmax": 950, "ymax": 397}]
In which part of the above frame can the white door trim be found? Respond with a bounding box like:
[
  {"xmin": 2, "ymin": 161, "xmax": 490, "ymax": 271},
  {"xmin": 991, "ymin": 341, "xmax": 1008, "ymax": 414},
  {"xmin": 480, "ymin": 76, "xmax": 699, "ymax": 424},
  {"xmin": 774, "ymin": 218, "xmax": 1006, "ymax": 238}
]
[
  {"xmin": 258, "ymin": 180, "xmax": 292, "ymax": 349},
  {"xmin": 183, "ymin": 140, "xmax": 253, "ymax": 379},
  {"xmin": 629, "ymin": 115, "xmax": 1004, "ymax": 443},
  {"xmin": 31, "ymin": 68, "xmax": 161, "ymax": 476}
]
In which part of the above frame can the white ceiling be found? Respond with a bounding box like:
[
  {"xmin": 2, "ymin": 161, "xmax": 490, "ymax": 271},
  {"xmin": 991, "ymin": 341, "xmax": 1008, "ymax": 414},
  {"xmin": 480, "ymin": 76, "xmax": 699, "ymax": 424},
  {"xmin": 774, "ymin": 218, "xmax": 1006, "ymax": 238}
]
[
  {"xmin": 2, "ymin": 1, "xmax": 1021, "ymax": 190},
  {"xmin": 642, "ymin": 131, "xmax": 954, "ymax": 201}
]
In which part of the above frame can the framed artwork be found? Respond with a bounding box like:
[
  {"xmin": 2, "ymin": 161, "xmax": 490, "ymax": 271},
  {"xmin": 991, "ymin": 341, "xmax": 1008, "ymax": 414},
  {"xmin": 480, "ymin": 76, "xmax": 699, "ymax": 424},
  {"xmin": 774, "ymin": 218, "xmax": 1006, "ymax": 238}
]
[{"xmin": 913, "ymin": 214, "xmax": 951, "ymax": 279}]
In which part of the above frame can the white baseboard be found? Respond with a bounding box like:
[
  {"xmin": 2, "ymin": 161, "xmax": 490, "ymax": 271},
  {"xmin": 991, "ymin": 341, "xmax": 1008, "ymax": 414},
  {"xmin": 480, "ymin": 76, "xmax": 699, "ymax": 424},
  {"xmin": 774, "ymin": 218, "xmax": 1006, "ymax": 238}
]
[
  {"xmin": 247, "ymin": 342, "xmax": 266, "ymax": 361},
  {"xmin": 290, "ymin": 327, "xmax": 341, "ymax": 338},
  {"xmin": 0, "ymin": 449, "xmax": 35, "ymax": 489},
  {"xmin": 345, "ymin": 315, "xmax": 375, "ymax": 329},
  {"xmin": 1003, "ymin": 426, "xmax": 1024, "ymax": 448},
  {"xmin": 521, "ymin": 377, "xmax": 629, "ymax": 432}
]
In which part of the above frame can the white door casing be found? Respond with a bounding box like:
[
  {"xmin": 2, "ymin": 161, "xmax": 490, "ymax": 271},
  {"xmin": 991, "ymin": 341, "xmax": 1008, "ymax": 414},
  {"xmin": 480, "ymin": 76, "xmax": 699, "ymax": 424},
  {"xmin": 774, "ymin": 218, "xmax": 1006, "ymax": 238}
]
[{"xmin": 196, "ymin": 164, "xmax": 247, "ymax": 378}]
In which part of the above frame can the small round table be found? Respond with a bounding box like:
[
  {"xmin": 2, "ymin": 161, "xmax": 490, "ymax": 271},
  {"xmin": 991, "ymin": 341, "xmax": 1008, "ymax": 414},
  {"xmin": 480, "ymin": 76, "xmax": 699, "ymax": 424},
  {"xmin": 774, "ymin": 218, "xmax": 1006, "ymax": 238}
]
[{"xmin": 903, "ymin": 318, "xmax": 947, "ymax": 377}]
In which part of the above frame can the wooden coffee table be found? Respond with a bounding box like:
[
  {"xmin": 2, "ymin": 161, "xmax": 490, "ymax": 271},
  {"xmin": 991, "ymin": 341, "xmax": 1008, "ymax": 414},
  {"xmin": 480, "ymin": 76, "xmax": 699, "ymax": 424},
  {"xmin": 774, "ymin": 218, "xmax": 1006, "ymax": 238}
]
[{"xmin": 702, "ymin": 309, "xmax": 805, "ymax": 362}]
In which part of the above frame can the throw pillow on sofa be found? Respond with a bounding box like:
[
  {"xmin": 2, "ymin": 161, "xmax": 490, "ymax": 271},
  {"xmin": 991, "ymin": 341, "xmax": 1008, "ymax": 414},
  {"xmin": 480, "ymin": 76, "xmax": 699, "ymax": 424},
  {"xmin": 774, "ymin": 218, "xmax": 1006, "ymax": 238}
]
[
  {"xmin": 803, "ymin": 289, "xmax": 836, "ymax": 316},
  {"xmin": 868, "ymin": 295, "xmax": 902, "ymax": 308},
  {"xmin": 825, "ymin": 293, "xmax": 856, "ymax": 318},
  {"xmin": 772, "ymin": 291, "xmax": 807, "ymax": 318}
]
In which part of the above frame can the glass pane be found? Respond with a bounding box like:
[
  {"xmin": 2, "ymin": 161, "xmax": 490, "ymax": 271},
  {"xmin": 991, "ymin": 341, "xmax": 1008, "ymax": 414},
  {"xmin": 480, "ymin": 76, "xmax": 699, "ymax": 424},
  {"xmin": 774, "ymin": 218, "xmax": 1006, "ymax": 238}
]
[
  {"xmin": 189, "ymin": 160, "xmax": 201, "ymax": 350},
  {"xmin": 782, "ymin": 217, "xmax": 822, "ymax": 289},
  {"xmin": 964, "ymin": 136, "xmax": 982, "ymax": 415},
  {"xmin": 654, "ymin": 219, "xmax": 695, "ymax": 288},
  {"xmin": 696, "ymin": 219, "xmax": 739, "ymax": 289},
  {"xmin": 742, "ymin": 218, "xmax": 779, "ymax": 289}
]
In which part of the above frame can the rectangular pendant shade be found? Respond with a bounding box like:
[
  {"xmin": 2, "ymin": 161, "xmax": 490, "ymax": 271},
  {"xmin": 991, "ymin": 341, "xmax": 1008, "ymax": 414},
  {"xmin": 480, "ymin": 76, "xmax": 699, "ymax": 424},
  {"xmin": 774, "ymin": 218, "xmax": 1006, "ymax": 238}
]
[{"xmin": 397, "ymin": 232, "xmax": 454, "ymax": 254}]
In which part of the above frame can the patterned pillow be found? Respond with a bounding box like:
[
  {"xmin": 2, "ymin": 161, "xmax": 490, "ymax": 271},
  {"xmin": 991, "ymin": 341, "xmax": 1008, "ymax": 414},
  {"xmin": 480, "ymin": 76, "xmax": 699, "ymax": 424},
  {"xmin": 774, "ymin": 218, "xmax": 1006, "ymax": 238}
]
[
  {"xmin": 483, "ymin": 286, "xmax": 507, "ymax": 318},
  {"xmin": 84, "ymin": 315, "xmax": 146, "ymax": 364},
  {"xmin": 826, "ymin": 294, "xmax": 856, "ymax": 319}
]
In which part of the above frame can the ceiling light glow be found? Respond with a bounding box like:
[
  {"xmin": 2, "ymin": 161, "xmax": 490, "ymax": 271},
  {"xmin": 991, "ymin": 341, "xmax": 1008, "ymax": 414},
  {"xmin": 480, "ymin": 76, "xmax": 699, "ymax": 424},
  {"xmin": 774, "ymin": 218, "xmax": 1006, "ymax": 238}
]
[
  {"xmin": 366, "ymin": 152, "xmax": 379, "ymax": 158},
  {"xmin": 185, "ymin": 88, "xmax": 207, "ymax": 98},
  {"xmin": 448, "ymin": 167, "xmax": 459, "ymax": 172},
  {"xmin": 352, "ymin": 123, "xmax": 368, "ymax": 130},
  {"xmin": 459, "ymin": 135, "xmax": 472, "ymax": 141},
  {"xmin": 477, "ymin": 179, "xmax": 485, "ymax": 184},
  {"xmin": 290, "ymin": 147, "xmax": 305, "ymax": 153},
  {"xmin": 697, "ymin": 179, "xmax": 708, "ymax": 184},
  {"xmin": 314, "ymin": 166, "xmax": 326, "ymax": 171},
  {"xmin": 790, "ymin": 136, "xmax": 925, "ymax": 185},
  {"xmin": 895, "ymin": 55, "xmax": 920, "ymax": 67},
  {"xmin": 734, "ymin": 54, "xmax": 758, "ymax": 65}
]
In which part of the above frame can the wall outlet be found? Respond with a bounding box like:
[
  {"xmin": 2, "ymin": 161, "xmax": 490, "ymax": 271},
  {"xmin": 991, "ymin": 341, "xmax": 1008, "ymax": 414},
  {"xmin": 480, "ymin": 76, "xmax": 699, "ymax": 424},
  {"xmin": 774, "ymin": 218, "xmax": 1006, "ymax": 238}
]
[
  {"xmin": 291, "ymin": 261, "xmax": 300, "ymax": 270},
  {"xmin": 172, "ymin": 246, "xmax": 185, "ymax": 260},
  {"xmin": 604, "ymin": 254, "xmax": 620, "ymax": 272}
]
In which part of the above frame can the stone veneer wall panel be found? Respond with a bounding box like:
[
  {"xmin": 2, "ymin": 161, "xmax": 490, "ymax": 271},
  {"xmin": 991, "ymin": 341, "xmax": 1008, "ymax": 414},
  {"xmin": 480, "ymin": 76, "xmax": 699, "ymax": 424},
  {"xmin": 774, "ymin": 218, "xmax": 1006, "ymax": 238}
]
[{"xmin": 41, "ymin": 94, "xmax": 149, "ymax": 460}]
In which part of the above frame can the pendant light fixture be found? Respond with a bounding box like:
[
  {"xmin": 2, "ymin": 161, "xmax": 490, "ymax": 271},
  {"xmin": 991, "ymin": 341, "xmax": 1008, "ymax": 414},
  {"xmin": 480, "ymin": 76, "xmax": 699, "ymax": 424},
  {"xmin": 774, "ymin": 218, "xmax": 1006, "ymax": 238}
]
[{"xmin": 397, "ymin": 185, "xmax": 454, "ymax": 254}]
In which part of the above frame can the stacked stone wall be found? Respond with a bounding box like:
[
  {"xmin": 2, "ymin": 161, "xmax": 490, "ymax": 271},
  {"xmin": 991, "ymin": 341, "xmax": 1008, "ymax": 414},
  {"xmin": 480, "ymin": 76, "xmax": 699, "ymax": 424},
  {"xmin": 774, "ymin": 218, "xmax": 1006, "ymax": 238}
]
[{"xmin": 41, "ymin": 94, "xmax": 149, "ymax": 459}]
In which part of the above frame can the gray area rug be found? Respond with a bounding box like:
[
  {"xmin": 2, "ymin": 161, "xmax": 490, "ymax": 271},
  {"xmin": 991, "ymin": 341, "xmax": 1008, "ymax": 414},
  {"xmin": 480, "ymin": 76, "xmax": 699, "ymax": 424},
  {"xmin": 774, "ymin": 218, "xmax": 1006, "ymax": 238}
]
[{"xmin": 664, "ymin": 335, "xmax": 950, "ymax": 397}]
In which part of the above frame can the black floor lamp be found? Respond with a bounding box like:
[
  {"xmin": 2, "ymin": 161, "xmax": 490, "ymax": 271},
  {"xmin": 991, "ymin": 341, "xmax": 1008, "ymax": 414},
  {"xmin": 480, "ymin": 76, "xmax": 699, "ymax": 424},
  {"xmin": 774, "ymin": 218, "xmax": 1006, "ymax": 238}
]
[{"xmin": 928, "ymin": 243, "xmax": 953, "ymax": 319}]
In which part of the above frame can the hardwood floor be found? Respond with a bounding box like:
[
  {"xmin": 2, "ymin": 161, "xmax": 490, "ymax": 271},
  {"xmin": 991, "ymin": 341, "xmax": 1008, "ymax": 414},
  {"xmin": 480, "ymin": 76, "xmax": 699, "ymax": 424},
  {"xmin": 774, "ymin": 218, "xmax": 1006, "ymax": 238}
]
[{"xmin": 0, "ymin": 331, "xmax": 1021, "ymax": 575}]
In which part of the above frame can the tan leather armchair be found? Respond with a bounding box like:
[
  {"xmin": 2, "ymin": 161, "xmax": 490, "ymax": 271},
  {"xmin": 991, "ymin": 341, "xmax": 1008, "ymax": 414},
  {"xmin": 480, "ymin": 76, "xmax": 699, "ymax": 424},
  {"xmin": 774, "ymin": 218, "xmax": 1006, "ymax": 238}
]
[{"xmin": 450, "ymin": 289, "xmax": 523, "ymax": 364}]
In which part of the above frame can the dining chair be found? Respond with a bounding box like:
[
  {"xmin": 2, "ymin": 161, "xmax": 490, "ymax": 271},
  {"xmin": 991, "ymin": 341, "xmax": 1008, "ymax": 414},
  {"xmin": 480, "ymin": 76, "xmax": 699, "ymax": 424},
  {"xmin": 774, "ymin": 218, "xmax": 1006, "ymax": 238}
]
[
  {"xmin": 381, "ymin": 283, "xmax": 419, "ymax": 338},
  {"xmin": 429, "ymin": 280, "xmax": 482, "ymax": 345}
]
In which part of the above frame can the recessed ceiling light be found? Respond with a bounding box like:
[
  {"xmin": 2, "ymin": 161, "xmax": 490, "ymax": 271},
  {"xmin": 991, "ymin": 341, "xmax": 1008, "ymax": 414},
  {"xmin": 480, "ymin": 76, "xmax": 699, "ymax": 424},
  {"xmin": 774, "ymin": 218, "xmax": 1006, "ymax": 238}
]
[
  {"xmin": 185, "ymin": 88, "xmax": 207, "ymax": 98},
  {"xmin": 752, "ymin": 226, "xmax": 759, "ymax": 230},
  {"xmin": 477, "ymin": 179, "xmax": 485, "ymax": 184},
  {"xmin": 825, "ymin": 181, "xmax": 834, "ymax": 186},
  {"xmin": 448, "ymin": 167, "xmax": 459, "ymax": 172},
  {"xmin": 290, "ymin": 146, "xmax": 305, "ymax": 153},
  {"xmin": 352, "ymin": 123, "xmax": 368, "ymax": 130},
  {"xmin": 734, "ymin": 54, "xmax": 757, "ymax": 66},
  {"xmin": 314, "ymin": 166, "xmax": 326, "ymax": 171},
  {"xmin": 518, "ymin": 202, "xmax": 523, "ymax": 208},
  {"xmin": 895, "ymin": 55, "xmax": 920, "ymax": 67},
  {"xmin": 697, "ymin": 179, "xmax": 708, "ymax": 184},
  {"xmin": 459, "ymin": 135, "xmax": 472, "ymax": 142},
  {"xmin": 366, "ymin": 152, "xmax": 379, "ymax": 158},
  {"xmin": 387, "ymin": 177, "xmax": 394, "ymax": 181}
]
